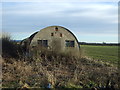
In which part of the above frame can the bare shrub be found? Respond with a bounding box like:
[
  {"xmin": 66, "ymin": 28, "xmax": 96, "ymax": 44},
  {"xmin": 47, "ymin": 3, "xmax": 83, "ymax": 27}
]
[{"xmin": 1, "ymin": 33, "xmax": 24, "ymax": 59}]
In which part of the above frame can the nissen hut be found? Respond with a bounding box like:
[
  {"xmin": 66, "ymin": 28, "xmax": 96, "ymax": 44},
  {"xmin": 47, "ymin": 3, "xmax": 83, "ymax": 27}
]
[{"xmin": 21, "ymin": 26, "xmax": 80, "ymax": 57}]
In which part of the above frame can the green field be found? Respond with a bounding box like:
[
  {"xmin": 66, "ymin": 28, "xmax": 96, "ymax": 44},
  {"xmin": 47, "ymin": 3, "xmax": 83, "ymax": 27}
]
[{"xmin": 81, "ymin": 45, "xmax": 118, "ymax": 65}]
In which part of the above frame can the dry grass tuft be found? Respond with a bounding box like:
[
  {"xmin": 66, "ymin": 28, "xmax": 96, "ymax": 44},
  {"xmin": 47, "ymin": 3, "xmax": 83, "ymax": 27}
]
[
  {"xmin": 2, "ymin": 53, "xmax": 119, "ymax": 89},
  {"xmin": 1, "ymin": 34, "xmax": 119, "ymax": 89}
]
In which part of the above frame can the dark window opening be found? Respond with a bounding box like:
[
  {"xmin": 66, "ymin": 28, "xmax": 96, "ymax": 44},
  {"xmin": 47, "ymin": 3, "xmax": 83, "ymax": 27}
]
[
  {"xmin": 55, "ymin": 27, "xmax": 58, "ymax": 31},
  {"xmin": 60, "ymin": 33, "xmax": 62, "ymax": 37},
  {"xmin": 32, "ymin": 46, "xmax": 36, "ymax": 48},
  {"xmin": 38, "ymin": 40, "xmax": 48, "ymax": 47},
  {"xmin": 38, "ymin": 40, "xmax": 42, "ymax": 45},
  {"xmin": 51, "ymin": 33, "xmax": 54, "ymax": 36},
  {"xmin": 65, "ymin": 40, "xmax": 75, "ymax": 47}
]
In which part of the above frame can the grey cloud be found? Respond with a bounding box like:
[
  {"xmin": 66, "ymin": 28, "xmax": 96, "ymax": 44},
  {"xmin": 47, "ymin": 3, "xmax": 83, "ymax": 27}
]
[
  {"xmin": 3, "ymin": 12, "xmax": 117, "ymax": 35},
  {"xmin": 2, "ymin": 2, "xmax": 118, "ymax": 42}
]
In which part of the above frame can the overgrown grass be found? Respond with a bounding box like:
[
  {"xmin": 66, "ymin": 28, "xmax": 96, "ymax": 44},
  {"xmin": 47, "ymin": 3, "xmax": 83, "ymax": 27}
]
[
  {"xmin": 2, "ymin": 53, "xmax": 119, "ymax": 89},
  {"xmin": 1, "ymin": 34, "xmax": 119, "ymax": 89},
  {"xmin": 81, "ymin": 45, "xmax": 118, "ymax": 65}
]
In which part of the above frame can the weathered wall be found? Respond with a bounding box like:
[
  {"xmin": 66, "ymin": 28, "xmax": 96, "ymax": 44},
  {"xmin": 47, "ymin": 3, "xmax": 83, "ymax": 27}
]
[{"xmin": 30, "ymin": 26, "xmax": 80, "ymax": 56}]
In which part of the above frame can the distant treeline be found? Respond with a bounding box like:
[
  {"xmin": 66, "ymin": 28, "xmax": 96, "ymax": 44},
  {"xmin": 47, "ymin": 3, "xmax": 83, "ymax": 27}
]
[
  {"xmin": 15, "ymin": 40, "xmax": 119, "ymax": 46},
  {"xmin": 79, "ymin": 42, "xmax": 120, "ymax": 46}
]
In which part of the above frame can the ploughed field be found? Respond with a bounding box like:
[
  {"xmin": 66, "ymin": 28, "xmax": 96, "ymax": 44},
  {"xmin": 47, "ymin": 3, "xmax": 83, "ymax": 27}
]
[{"xmin": 81, "ymin": 45, "xmax": 118, "ymax": 65}]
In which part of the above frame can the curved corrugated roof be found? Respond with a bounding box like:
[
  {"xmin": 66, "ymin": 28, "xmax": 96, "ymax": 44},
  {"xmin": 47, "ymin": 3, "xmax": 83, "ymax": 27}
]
[
  {"xmin": 20, "ymin": 31, "xmax": 38, "ymax": 45},
  {"xmin": 29, "ymin": 31, "xmax": 38, "ymax": 44},
  {"xmin": 42, "ymin": 26, "xmax": 80, "ymax": 48},
  {"xmin": 27, "ymin": 26, "xmax": 80, "ymax": 48}
]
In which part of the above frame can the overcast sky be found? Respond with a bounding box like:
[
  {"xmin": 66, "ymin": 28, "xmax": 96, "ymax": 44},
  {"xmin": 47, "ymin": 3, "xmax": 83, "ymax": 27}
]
[{"xmin": 1, "ymin": 0, "xmax": 118, "ymax": 43}]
